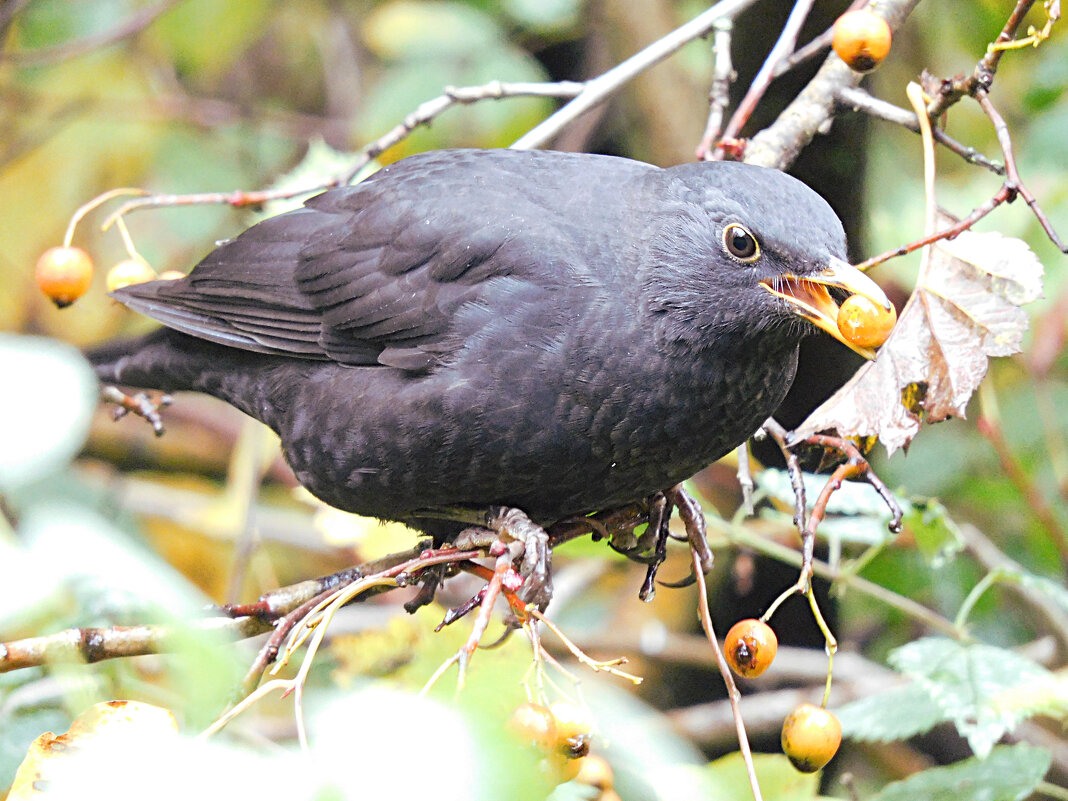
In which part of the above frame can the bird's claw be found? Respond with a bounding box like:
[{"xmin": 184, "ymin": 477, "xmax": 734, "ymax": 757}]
[
  {"xmin": 101, "ymin": 385, "xmax": 172, "ymax": 436},
  {"xmin": 484, "ymin": 506, "xmax": 553, "ymax": 610}
]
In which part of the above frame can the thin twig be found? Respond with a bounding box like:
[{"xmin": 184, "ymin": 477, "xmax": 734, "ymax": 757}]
[
  {"xmin": 696, "ymin": 19, "xmax": 735, "ymax": 160},
  {"xmin": 835, "ymin": 86, "xmax": 1004, "ymax": 174},
  {"xmin": 511, "ymin": 0, "xmax": 760, "ymax": 150},
  {"xmin": 712, "ymin": 0, "xmax": 818, "ymax": 160},
  {"xmin": 692, "ymin": 547, "xmax": 763, "ymax": 801},
  {"xmin": 925, "ymin": 0, "xmax": 1042, "ymax": 118}
]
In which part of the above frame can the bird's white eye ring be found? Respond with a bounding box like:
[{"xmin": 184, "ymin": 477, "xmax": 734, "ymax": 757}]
[{"xmin": 723, "ymin": 223, "xmax": 760, "ymax": 262}]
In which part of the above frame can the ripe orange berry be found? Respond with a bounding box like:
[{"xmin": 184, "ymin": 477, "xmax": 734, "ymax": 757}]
[
  {"xmin": 781, "ymin": 703, "xmax": 842, "ymax": 773},
  {"xmin": 832, "ymin": 10, "xmax": 892, "ymax": 73},
  {"xmin": 837, "ymin": 294, "xmax": 897, "ymax": 349},
  {"xmin": 35, "ymin": 246, "xmax": 94, "ymax": 308},
  {"xmin": 549, "ymin": 701, "xmax": 593, "ymax": 758},
  {"xmin": 106, "ymin": 259, "xmax": 157, "ymax": 293},
  {"xmin": 507, "ymin": 702, "xmax": 557, "ymax": 751},
  {"xmin": 574, "ymin": 754, "xmax": 614, "ymax": 791},
  {"xmin": 725, "ymin": 618, "xmax": 778, "ymax": 678}
]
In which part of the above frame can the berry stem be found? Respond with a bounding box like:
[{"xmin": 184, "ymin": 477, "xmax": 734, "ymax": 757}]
[{"xmin": 63, "ymin": 187, "xmax": 148, "ymax": 248}]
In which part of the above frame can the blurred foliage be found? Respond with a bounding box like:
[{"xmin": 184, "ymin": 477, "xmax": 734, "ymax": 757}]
[{"xmin": 1, "ymin": 0, "xmax": 1067, "ymax": 799}]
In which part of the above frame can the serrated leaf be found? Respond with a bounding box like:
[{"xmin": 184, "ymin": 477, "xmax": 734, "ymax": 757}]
[
  {"xmin": 869, "ymin": 742, "xmax": 1050, "ymax": 801},
  {"xmin": 837, "ymin": 683, "xmax": 948, "ymax": 742},
  {"xmin": 793, "ymin": 217, "xmax": 1044, "ymax": 455},
  {"xmin": 889, "ymin": 637, "xmax": 1055, "ymax": 756}
]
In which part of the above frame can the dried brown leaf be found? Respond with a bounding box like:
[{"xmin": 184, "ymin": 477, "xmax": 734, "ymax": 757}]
[{"xmin": 791, "ymin": 221, "xmax": 1043, "ymax": 454}]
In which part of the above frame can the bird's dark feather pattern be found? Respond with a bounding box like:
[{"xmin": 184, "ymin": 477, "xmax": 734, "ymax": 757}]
[{"xmin": 91, "ymin": 148, "xmax": 848, "ymax": 535}]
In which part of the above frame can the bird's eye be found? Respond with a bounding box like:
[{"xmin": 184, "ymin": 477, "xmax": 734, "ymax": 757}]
[{"xmin": 723, "ymin": 224, "xmax": 760, "ymax": 262}]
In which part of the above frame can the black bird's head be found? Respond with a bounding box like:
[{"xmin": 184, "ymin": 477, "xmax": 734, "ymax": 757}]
[{"xmin": 644, "ymin": 161, "xmax": 891, "ymax": 358}]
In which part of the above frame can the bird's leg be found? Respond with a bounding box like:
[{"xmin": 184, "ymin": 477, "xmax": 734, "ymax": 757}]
[
  {"xmin": 638, "ymin": 492, "xmax": 673, "ymax": 602},
  {"xmin": 666, "ymin": 484, "xmax": 714, "ymax": 574},
  {"xmin": 100, "ymin": 386, "xmax": 172, "ymax": 436}
]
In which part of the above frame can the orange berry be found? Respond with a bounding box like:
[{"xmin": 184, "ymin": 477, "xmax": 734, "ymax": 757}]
[
  {"xmin": 106, "ymin": 259, "xmax": 157, "ymax": 293},
  {"xmin": 507, "ymin": 702, "xmax": 556, "ymax": 751},
  {"xmin": 35, "ymin": 246, "xmax": 94, "ymax": 308},
  {"xmin": 725, "ymin": 618, "xmax": 778, "ymax": 678},
  {"xmin": 574, "ymin": 754, "xmax": 614, "ymax": 791},
  {"xmin": 549, "ymin": 701, "xmax": 593, "ymax": 758},
  {"xmin": 781, "ymin": 703, "xmax": 842, "ymax": 773},
  {"xmin": 837, "ymin": 294, "xmax": 896, "ymax": 349},
  {"xmin": 832, "ymin": 10, "xmax": 892, "ymax": 73}
]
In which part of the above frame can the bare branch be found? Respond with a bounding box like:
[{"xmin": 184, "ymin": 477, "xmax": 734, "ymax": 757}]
[{"xmin": 511, "ymin": 0, "xmax": 761, "ymax": 150}]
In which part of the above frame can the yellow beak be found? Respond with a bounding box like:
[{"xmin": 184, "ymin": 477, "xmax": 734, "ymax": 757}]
[{"xmin": 760, "ymin": 257, "xmax": 893, "ymax": 359}]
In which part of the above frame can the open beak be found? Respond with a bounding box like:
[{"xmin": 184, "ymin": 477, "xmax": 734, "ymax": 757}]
[{"xmin": 760, "ymin": 257, "xmax": 893, "ymax": 359}]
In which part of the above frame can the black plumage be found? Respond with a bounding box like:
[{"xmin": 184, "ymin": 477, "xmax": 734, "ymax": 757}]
[{"xmin": 89, "ymin": 148, "xmax": 886, "ymax": 557}]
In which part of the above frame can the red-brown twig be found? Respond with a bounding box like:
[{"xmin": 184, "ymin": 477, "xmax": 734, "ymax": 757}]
[
  {"xmin": 855, "ymin": 88, "xmax": 1066, "ymax": 271},
  {"xmin": 925, "ymin": 0, "xmax": 1044, "ymax": 119},
  {"xmin": 710, "ymin": 0, "xmax": 817, "ymax": 160}
]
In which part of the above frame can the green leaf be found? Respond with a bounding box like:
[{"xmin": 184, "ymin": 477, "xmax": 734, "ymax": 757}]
[
  {"xmin": 837, "ymin": 683, "xmax": 948, "ymax": 742},
  {"xmin": 889, "ymin": 637, "xmax": 1055, "ymax": 756},
  {"xmin": 705, "ymin": 752, "xmax": 821, "ymax": 801},
  {"xmin": 869, "ymin": 743, "xmax": 1050, "ymax": 801},
  {"xmin": 146, "ymin": 0, "xmax": 272, "ymax": 79},
  {"xmin": 363, "ymin": 1, "xmax": 502, "ymax": 58},
  {"xmin": 904, "ymin": 498, "xmax": 964, "ymax": 567}
]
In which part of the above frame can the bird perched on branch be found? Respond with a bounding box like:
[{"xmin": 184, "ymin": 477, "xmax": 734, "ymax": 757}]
[{"xmin": 89, "ymin": 148, "xmax": 890, "ymax": 606}]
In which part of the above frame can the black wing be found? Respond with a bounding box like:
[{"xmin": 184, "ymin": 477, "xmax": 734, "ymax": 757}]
[{"xmin": 112, "ymin": 149, "xmax": 655, "ymax": 372}]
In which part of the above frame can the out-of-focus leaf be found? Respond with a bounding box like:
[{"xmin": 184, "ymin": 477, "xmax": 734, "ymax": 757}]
[
  {"xmin": 838, "ymin": 682, "xmax": 947, "ymax": 742},
  {"xmin": 793, "ymin": 217, "xmax": 1044, "ymax": 455},
  {"xmin": 705, "ymin": 752, "xmax": 821, "ymax": 801},
  {"xmin": 889, "ymin": 637, "xmax": 1055, "ymax": 757},
  {"xmin": 330, "ymin": 616, "xmax": 423, "ymax": 683},
  {"xmin": 363, "ymin": 1, "xmax": 501, "ymax": 57},
  {"xmin": 146, "ymin": 0, "xmax": 272, "ymax": 80},
  {"xmin": 9, "ymin": 701, "xmax": 179, "ymax": 801},
  {"xmin": 503, "ymin": 0, "xmax": 581, "ymax": 32},
  {"xmin": 0, "ymin": 335, "xmax": 97, "ymax": 492},
  {"xmin": 868, "ymin": 742, "xmax": 1050, "ymax": 801},
  {"xmin": 903, "ymin": 498, "xmax": 964, "ymax": 567}
]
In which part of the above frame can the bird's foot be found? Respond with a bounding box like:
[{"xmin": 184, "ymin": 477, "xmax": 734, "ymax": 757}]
[
  {"xmin": 453, "ymin": 506, "xmax": 553, "ymax": 610},
  {"xmin": 100, "ymin": 385, "xmax": 172, "ymax": 436}
]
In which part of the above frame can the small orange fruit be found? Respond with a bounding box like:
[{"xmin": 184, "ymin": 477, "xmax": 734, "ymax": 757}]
[
  {"xmin": 837, "ymin": 294, "xmax": 896, "ymax": 349},
  {"xmin": 725, "ymin": 618, "xmax": 778, "ymax": 678},
  {"xmin": 574, "ymin": 754, "xmax": 614, "ymax": 791},
  {"xmin": 549, "ymin": 701, "xmax": 593, "ymax": 758},
  {"xmin": 35, "ymin": 246, "xmax": 94, "ymax": 307},
  {"xmin": 832, "ymin": 10, "xmax": 892, "ymax": 73},
  {"xmin": 106, "ymin": 259, "xmax": 157, "ymax": 293},
  {"xmin": 781, "ymin": 702, "xmax": 842, "ymax": 773},
  {"xmin": 507, "ymin": 702, "xmax": 557, "ymax": 751}
]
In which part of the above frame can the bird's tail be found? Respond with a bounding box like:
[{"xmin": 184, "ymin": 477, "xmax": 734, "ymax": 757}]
[{"xmin": 85, "ymin": 328, "xmax": 306, "ymax": 430}]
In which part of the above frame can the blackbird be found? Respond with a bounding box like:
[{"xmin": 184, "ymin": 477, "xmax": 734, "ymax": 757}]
[{"xmin": 89, "ymin": 148, "xmax": 889, "ymax": 602}]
